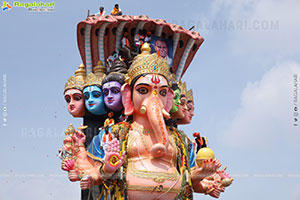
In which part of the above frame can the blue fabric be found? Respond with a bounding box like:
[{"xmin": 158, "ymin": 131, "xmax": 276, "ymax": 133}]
[
  {"xmin": 88, "ymin": 128, "xmax": 107, "ymax": 160},
  {"xmin": 189, "ymin": 142, "xmax": 196, "ymax": 168}
]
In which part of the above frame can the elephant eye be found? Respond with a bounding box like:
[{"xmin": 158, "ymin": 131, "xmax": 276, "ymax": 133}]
[
  {"xmin": 137, "ymin": 87, "xmax": 148, "ymax": 94},
  {"xmin": 159, "ymin": 89, "xmax": 167, "ymax": 97},
  {"xmin": 64, "ymin": 95, "xmax": 71, "ymax": 103}
]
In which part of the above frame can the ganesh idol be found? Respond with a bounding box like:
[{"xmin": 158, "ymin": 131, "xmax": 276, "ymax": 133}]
[{"xmin": 60, "ymin": 44, "xmax": 223, "ymax": 200}]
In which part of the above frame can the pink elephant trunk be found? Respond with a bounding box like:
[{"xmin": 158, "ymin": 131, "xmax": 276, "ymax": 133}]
[{"xmin": 145, "ymin": 96, "xmax": 170, "ymax": 158}]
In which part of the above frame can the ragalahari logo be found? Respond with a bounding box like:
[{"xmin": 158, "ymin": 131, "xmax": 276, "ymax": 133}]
[{"xmin": 2, "ymin": 1, "xmax": 12, "ymax": 11}]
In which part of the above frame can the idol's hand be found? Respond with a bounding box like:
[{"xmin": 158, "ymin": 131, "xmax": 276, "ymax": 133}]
[
  {"xmin": 61, "ymin": 159, "xmax": 75, "ymax": 171},
  {"xmin": 80, "ymin": 176, "xmax": 94, "ymax": 190},
  {"xmin": 58, "ymin": 146, "xmax": 72, "ymax": 161},
  {"xmin": 103, "ymin": 138, "xmax": 126, "ymax": 174},
  {"xmin": 72, "ymin": 127, "xmax": 86, "ymax": 147},
  {"xmin": 68, "ymin": 169, "xmax": 81, "ymax": 182},
  {"xmin": 208, "ymin": 187, "xmax": 222, "ymax": 198},
  {"xmin": 214, "ymin": 158, "xmax": 222, "ymax": 169},
  {"xmin": 63, "ymin": 136, "xmax": 73, "ymax": 145},
  {"xmin": 192, "ymin": 159, "xmax": 218, "ymax": 182}
]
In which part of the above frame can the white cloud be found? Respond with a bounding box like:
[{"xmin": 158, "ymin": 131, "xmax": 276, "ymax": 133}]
[
  {"xmin": 221, "ymin": 61, "xmax": 300, "ymax": 151},
  {"xmin": 209, "ymin": 0, "xmax": 300, "ymax": 62}
]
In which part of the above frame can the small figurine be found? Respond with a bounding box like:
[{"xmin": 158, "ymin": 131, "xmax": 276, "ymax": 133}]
[{"xmin": 104, "ymin": 112, "xmax": 115, "ymax": 127}]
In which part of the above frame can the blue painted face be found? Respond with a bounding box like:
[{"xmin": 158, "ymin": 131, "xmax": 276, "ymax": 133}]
[{"xmin": 83, "ymin": 85, "xmax": 107, "ymax": 115}]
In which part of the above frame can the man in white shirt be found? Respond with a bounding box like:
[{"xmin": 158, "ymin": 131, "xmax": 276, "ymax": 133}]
[
  {"xmin": 120, "ymin": 31, "xmax": 132, "ymax": 60},
  {"xmin": 144, "ymin": 31, "xmax": 152, "ymax": 43},
  {"xmin": 96, "ymin": 7, "xmax": 105, "ymax": 16},
  {"xmin": 134, "ymin": 30, "xmax": 144, "ymax": 53},
  {"xmin": 154, "ymin": 39, "xmax": 172, "ymax": 66}
]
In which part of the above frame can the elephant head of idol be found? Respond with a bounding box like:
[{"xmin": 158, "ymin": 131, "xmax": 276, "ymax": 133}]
[
  {"xmin": 64, "ymin": 64, "xmax": 86, "ymax": 118},
  {"xmin": 121, "ymin": 43, "xmax": 174, "ymax": 158}
]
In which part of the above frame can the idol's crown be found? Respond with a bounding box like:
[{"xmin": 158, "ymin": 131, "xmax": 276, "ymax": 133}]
[
  {"xmin": 186, "ymin": 89, "xmax": 193, "ymax": 102},
  {"xmin": 125, "ymin": 43, "xmax": 170, "ymax": 85},
  {"xmin": 84, "ymin": 72, "xmax": 105, "ymax": 88},
  {"xmin": 64, "ymin": 64, "xmax": 86, "ymax": 92},
  {"xmin": 179, "ymin": 81, "xmax": 187, "ymax": 96}
]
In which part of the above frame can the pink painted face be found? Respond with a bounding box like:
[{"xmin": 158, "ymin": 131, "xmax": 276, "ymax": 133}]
[
  {"xmin": 64, "ymin": 89, "xmax": 85, "ymax": 117},
  {"xmin": 179, "ymin": 96, "xmax": 188, "ymax": 116},
  {"xmin": 178, "ymin": 102, "xmax": 193, "ymax": 124},
  {"xmin": 177, "ymin": 96, "xmax": 190, "ymax": 124},
  {"xmin": 187, "ymin": 101, "xmax": 194, "ymax": 121},
  {"xmin": 132, "ymin": 74, "xmax": 168, "ymax": 116}
]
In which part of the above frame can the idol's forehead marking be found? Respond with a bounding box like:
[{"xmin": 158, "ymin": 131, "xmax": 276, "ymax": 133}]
[
  {"xmin": 65, "ymin": 89, "xmax": 82, "ymax": 96},
  {"xmin": 145, "ymin": 74, "xmax": 164, "ymax": 86},
  {"xmin": 102, "ymin": 81, "xmax": 121, "ymax": 89},
  {"xmin": 85, "ymin": 85, "xmax": 101, "ymax": 92}
]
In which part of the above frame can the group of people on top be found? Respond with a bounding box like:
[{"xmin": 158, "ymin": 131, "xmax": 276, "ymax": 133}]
[{"xmin": 96, "ymin": 4, "xmax": 122, "ymax": 16}]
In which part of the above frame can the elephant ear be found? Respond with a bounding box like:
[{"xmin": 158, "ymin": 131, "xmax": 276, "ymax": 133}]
[
  {"xmin": 165, "ymin": 88, "xmax": 174, "ymax": 112},
  {"xmin": 121, "ymin": 83, "xmax": 134, "ymax": 116}
]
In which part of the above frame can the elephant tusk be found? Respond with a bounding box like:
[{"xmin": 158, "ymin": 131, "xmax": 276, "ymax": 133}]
[
  {"xmin": 140, "ymin": 105, "xmax": 147, "ymax": 114},
  {"xmin": 162, "ymin": 108, "xmax": 170, "ymax": 119}
]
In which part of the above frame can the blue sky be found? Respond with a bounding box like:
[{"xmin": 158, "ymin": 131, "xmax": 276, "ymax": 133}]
[{"xmin": 1, "ymin": 0, "xmax": 300, "ymax": 199}]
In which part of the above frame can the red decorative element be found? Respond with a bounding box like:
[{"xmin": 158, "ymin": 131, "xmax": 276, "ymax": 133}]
[
  {"xmin": 157, "ymin": 51, "xmax": 161, "ymax": 57},
  {"xmin": 193, "ymin": 132, "xmax": 200, "ymax": 137},
  {"xmin": 108, "ymin": 153, "xmax": 120, "ymax": 167},
  {"xmin": 151, "ymin": 75, "xmax": 160, "ymax": 85},
  {"xmin": 154, "ymin": 86, "xmax": 158, "ymax": 89}
]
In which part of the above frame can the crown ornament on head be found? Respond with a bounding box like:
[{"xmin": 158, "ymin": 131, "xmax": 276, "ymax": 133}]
[
  {"xmin": 179, "ymin": 81, "xmax": 187, "ymax": 96},
  {"xmin": 84, "ymin": 61, "xmax": 106, "ymax": 88},
  {"xmin": 169, "ymin": 74, "xmax": 179, "ymax": 85},
  {"xmin": 186, "ymin": 89, "xmax": 194, "ymax": 102},
  {"xmin": 64, "ymin": 64, "xmax": 87, "ymax": 92},
  {"xmin": 94, "ymin": 60, "xmax": 106, "ymax": 74},
  {"xmin": 125, "ymin": 43, "xmax": 170, "ymax": 85},
  {"xmin": 84, "ymin": 71, "xmax": 106, "ymax": 88}
]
